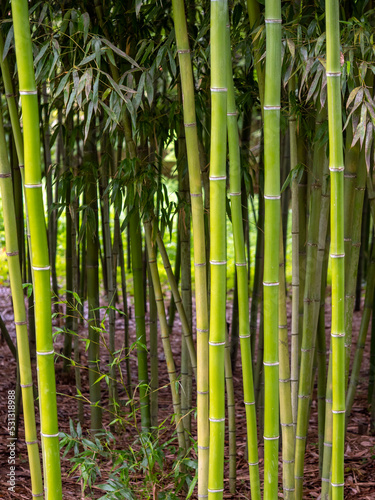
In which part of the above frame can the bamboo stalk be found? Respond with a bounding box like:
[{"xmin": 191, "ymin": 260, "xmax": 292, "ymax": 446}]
[
  {"xmin": 12, "ymin": 1, "xmax": 62, "ymax": 496},
  {"xmin": 144, "ymin": 221, "xmax": 186, "ymax": 452},
  {"xmin": 208, "ymin": 1, "xmax": 227, "ymax": 497},
  {"xmin": 0, "ymin": 101, "xmax": 43, "ymax": 498},
  {"xmin": 171, "ymin": 0, "xmax": 209, "ymax": 493},
  {"xmin": 263, "ymin": 0, "xmax": 282, "ymax": 496},
  {"xmin": 326, "ymin": 1, "xmax": 345, "ymax": 497},
  {"xmin": 226, "ymin": 17, "xmax": 260, "ymax": 498}
]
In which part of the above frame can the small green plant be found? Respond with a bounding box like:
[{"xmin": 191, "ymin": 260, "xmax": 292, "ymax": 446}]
[{"xmin": 60, "ymin": 418, "xmax": 197, "ymax": 499}]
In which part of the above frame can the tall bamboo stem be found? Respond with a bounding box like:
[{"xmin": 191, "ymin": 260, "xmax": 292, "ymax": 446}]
[
  {"xmin": 263, "ymin": 0, "xmax": 282, "ymax": 496},
  {"xmin": 326, "ymin": 1, "xmax": 345, "ymax": 497},
  {"xmin": 12, "ymin": 0, "xmax": 62, "ymax": 495}
]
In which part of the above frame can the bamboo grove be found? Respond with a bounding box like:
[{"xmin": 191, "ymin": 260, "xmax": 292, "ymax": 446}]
[{"xmin": 0, "ymin": 0, "xmax": 375, "ymax": 498}]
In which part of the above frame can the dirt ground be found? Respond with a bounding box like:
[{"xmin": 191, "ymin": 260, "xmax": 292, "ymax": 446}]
[{"xmin": 0, "ymin": 284, "xmax": 374, "ymax": 499}]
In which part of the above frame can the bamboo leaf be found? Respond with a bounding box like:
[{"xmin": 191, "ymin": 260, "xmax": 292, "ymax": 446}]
[
  {"xmin": 82, "ymin": 12, "xmax": 90, "ymax": 43},
  {"xmin": 101, "ymin": 39, "xmax": 140, "ymax": 69},
  {"xmin": 2, "ymin": 26, "xmax": 13, "ymax": 61},
  {"xmin": 145, "ymin": 72, "xmax": 154, "ymax": 106},
  {"xmin": 55, "ymin": 71, "xmax": 71, "ymax": 99},
  {"xmin": 84, "ymin": 102, "xmax": 94, "ymax": 142},
  {"xmin": 78, "ymin": 52, "xmax": 97, "ymax": 66},
  {"xmin": 346, "ymin": 87, "xmax": 361, "ymax": 109}
]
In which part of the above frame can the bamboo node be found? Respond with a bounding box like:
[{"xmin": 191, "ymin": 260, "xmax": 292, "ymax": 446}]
[
  {"xmin": 331, "ymin": 333, "xmax": 345, "ymax": 337},
  {"xmin": 295, "ymin": 476, "xmax": 304, "ymax": 480},
  {"xmin": 344, "ymin": 173, "xmax": 356, "ymax": 178},
  {"xmin": 325, "ymin": 399, "xmax": 333, "ymax": 404},
  {"xmin": 278, "ymin": 324, "xmax": 287, "ymax": 329},
  {"xmin": 197, "ymin": 328, "xmax": 209, "ymax": 333},
  {"xmin": 37, "ymin": 350, "xmax": 54, "ymax": 356},
  {"xmin": 230, "ymin": 192, "xmax": 241, "ymax": 196},
  {"xmin": 19, "ymin": 164, "xmax": 24, "ymax": 168},
  {"xmin": 197, "ymin": 496, "xmax": 208, "ymax": 499},
  {"xmin": 326, "ymin": 71, "xmax": 341, "ymax": 77},
  {"xmin": 239, "ymin": 334, "xmax": 251, "ymax": 339},
  {"xmin": 32, "ymin": 493, "xmax": 44, "ymax": 498},
  {"xmin": 263, "ymin": 281, "xmax": 279, "ymax": 286},
  {"xmin": 235, "ymin": 262, "xmax": 246, "ymax": 266},
  {"xmin": 207, "ymin": 489, "xmax": 224, "ymax": 494},
  {"xmin": 264, "ymin": 194, "xmax": 281, "ymax": 199},
  {"xmin": 197, "ymin": 390, "xmax": 209, "ymax": 394},
  {"xmin": 6, "ymin": 251, "xmax": 19, "ymax": 256},
  {"xmin": 25, "ymin": 183, "xmax": 43, "ymax": 188},
  {"xmin": 263, "ymin": 361, "xmax": 279, "ymax": 366},
  {"xmin": 265, "ymin": 18, "xmax": 282, "ymax": 23},
  {"xmin": 20, "ymin": 383, "xmax": 33, "ymax": 388},
  {"xmin": 263, "ymin": 435, "xmax": 279, "ymax": 440},
  {"xmin": 322, "ymin": 477, "xmax": 330, "ymax": 481},
  {"xmin": 194, "ymin": 262, "xmax": 206, "ymax": 267},
  {"xmin": 209, "ymin": 417, "xmax": 225, "ymax": 422},
  {"xmin": 281, "ymin": 422, "xmax": 294, "ymax": 427},
  {"xmin": 20, "ymin": 90, "xmax": 38, "ymax": 95},
  {"xmin": 298, "ymin": 394, "xmax": 310, "ymax": 399},
  {"xmin": 184, "ymin": 122, "xmax": 196, "ymax": 127},
  {"xmin": 209, "ymin": 341, "xmax": 226, "ymax": 346},
  {"xmin": 244, "ymin": 401, "xmax": 255, "ymax": 406},
  {"xmin": 32, "ymin": 265, "xmax": 51, "ymax": 271},
  {"xmin": 190, "ymin": 193, "xmax": 202, "ymax": 197},
  {"xmin": 263, "ymin": 105, "xmax": 281, "ymax": 111},
  {"xmin": 26, "ymin": 440, "xmax": 38, "ymax": 445},
  {"xmin": 5, "ymin": 93, "xmax": 17, "ymax": 98},
  {"xmin": 279, "ymin": 378, "xmax": 290, "ymax": 383},
  {"xmin": 283, "ymin": 459, "xmax": 295, "ymax": 463},
  {"xmin": 0, "ymin": 173, "xmax": 12, "ymax": 178},
  {"xmin": 227, "ymin": 112, "xmax": 238, "ymax": 116},
  {"xmin": 177, "ymin": 49, "xmax": 190, "ymax": 54},
  {"xmin": 209, "ymin": 175, "xmax": 227, "ymax": 181},
  {"xmin": 323, "ymin": 442, "xmax": 333, "ymax": 447},
  {"xmin": 332, "ymin": 409, "xmax": 346, "ymax": 414},
  {"xmin": 210, "ymin": 87, "xmax": 227, "ymax": 92},
  {"xmin": 331, "ymin": 482, "xmax": 345, "ymax": 487},
  {"xmin": 329, "ymin": 166, "xmax": 344, "ymax": 172},
  {"xmin": 248, "ymin": 461, "xmax": 259, "ymax": 466},
  {"xmin": 301, "ymin": 347, "xmax": 314, "ymax": 352},
  {"xmin": 330, "ymin": 253, "xmax": 345, "ymax": 259},
  {"xmin": 15, "ymin": 321, "xmax": 27, "ymax": 326},
  {"xmin": 197, "ymin": 445, "xmax": 209, "ymax": 449},
  {"xmin": 41, "ymin": 432, "xmax": 59, "ymax": 438},
  {"xmin": 210, "ymin": 260, "xmax": 227, "ymax": 265},
  {"xmin": 296, "ymin": 435, "xmax": 306, "ymax": 440}
]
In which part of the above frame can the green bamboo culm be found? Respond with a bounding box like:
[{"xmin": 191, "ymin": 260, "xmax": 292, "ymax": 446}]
[
  {"xmin": 208, "ymin": 0, "xmax": 227, "ymax": 498},
  {"xmin": 226, "ymin": 17, "xmax": 260, "ymax": 500},
  {"xmin": 171, "ymin": 1, "xmax": 209, "ymax": 494},
  {"xmin": 0, "ymin": 102, "xmax": 43, "ymax": 498},
  {"xmin": 263, "ymin": 0, "xmax": 282, "ymax": 497},
  {"xmin": 11, "ymin": 0, "xmax": 62, "ymax": 497},
  {"xmin": 326, "ymin": 1, "xmax": 345, "ymax": 498}
]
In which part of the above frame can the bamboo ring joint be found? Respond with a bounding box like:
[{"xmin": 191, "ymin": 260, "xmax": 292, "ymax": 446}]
[
  {"xmin": 332, "ymin": 409, "xmax": 346, "ymax": 413},
  {"xmin": 32, "ymin": 493, "xmax": 44, "ymax": 498},
  {"xmin": 41, "ymin": 432, "xmax": 59, "ymax": 438},
  {"xmin": 32, "ymin": 265, "xmax": 50, "ymax": 271},
  {"xmin": 331, "ymin": 483, "xmax": 345, "ymax": 487},
  {"xmin": 239, "ymin": 334, "xmax": 250, "ymax": 339},
  {"xmin": 177, "ymin": 49, "xmax": 190, "ymax": 54},
  {"xmin": 210, "ymin": 87, "xmax": 227, "ymax": 92},
  {"xmin": 209, "ymin": 175, "xmax": 226, "ymax": 181},
  {"xmin": 25, "ymin": 183, "xmax": 43, "ymax": 188},
  {"xmin": 230, "ymin": 192, "xmax": 241, "ymax": 196},
  {"xmin": 0, "ymin": 173, "xmax": 12, "ymax": 178},
  {"xmin": 244, "ymin": 401, "xmax": 255, "ymax": 405},
  {"xmin": 26, "ymin": 440, "xmax": 38, "ymax": 445},
  {"xmin": 263, "ymin": 105, "xmax": 281, "ymax": 110},
  {"xmin": 329, "ymin": 166, "xmax": 344, "ymax": 172},
  {"xmin": 235, "ymin": 262, "xmax": 246, "ymax": 266},
  {"xmin": 263, "ymin": 281, "xmax": 279, "ymax": 286},
  {"xmin": 6, "ymin": 251, "xmax": 19, "ymax": 256},
  {"xmin": 15, "ymin": 321, "xmax": 27, "ymax": 325},
  {"xmin": 263, "ymin": 435, "xmax": 279, "ymax": 440},
  {"xmin": 20, "ymin": 383, "xmax": 33, "ymax": 388},
  {"xmin": 209, "ymin": 417, "xmax": 225, "ymax": 422},
  {"xmin": 207, "ymin": 489, "xmax": 224, "ymax": 494},
  {"xmin": 209, "ymin": 341, "xmax": 226, "ymax": 346},
  {"xmin": 197, "ymin": 328, "xmax": 209, "ymax": 333},
  {"xmin": 184, "ymin": 122, "xmax": 196, "ymax": 127},
  {"xmin": 326, "ymin": 71, "xmax": 341, "ymax": 77},
  {"xmin": 263, "ymin": 361, "xmax": 279, "ymax": 366},
  {"xmin": 210, "ymin": 260, "xmax": 227, "ymax": 265},
  {"xmin": 264, "ymin": 194, "xmax": 281, "ymax": 199},
  {"xmin": 265, "ymin": 18, "xmax": 282, "ymax": 23},
  {"xmin": 20, "ymin": 90, "xmax": 38, "ymax": 95},
  {"xmin": 248, "ymin": 461, "xmax": 259, "ymax": 466},
  {"xmin": 37, "ymin": 350, "xmax": 54, "ymax": 356}
]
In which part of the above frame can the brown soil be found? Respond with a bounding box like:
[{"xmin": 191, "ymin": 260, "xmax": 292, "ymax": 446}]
[{"xmin": 0, "ymin": 285, "xmax": 374, "ymax": 499}]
